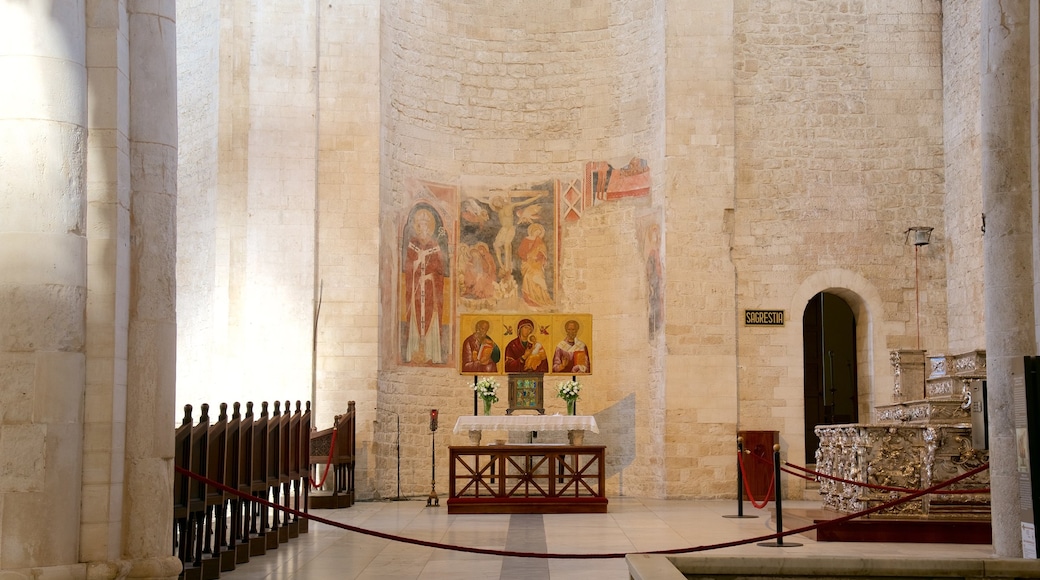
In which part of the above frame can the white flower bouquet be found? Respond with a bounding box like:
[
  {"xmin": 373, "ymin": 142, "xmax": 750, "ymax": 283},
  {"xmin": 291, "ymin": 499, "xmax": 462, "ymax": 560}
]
[
  {"xmin": 474, "ymin": 377, "xmax": 499, "ymax": 404},
  {"xmin": 556, "ymin": 379, "xmax": 581, "ymax": 402}
]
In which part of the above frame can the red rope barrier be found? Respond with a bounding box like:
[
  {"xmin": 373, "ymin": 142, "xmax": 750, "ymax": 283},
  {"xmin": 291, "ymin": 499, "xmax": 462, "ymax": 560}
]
[
  {"xmin": 783, "ymin": 460, "xmax": 990, "ymax": 494},
  {"xmin": 745, "ymin": 448, "xmax": 818, "ymax": 481},
  {"xmin": 736, "ymin": 452, "xmax": 774, "ymax": 509},
  {"xmin": 309, "ymin": 428, "xmax": 337, "ymax": 489},
  {"xmin": 174, "ymin": 461, "xmax": 989, "ymax": 559}
]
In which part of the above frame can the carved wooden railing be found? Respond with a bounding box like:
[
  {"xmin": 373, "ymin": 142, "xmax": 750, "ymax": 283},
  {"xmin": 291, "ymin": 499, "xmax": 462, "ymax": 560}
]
[
  {"xmin": 173, "ymin": 400, "xmax": 312, "ymax": 580},
  {"xmin": 308, "ymin": 401, "xmax": 356, "ymax": 508},
  {"xmin": 447, "ymin": 444, "xmax": 607, "ymax": 514}
]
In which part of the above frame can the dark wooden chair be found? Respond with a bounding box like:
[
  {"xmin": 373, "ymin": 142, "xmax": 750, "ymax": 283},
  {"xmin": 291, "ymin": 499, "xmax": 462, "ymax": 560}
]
[
  {"xmin": 285, "ymin": 401, "xmax": 301, "ymax": 538},
  {"xmin": 265, "ymin": 401, "xmax": 284, "ymax": 548},
  {"xmin": 224, "ymin": 402, "xmax": 249, "ymax": 566},
  {"xmin": 298, "ymin": 402, "xmax": 311, "ymax": 532},
  {"xmin": 174, "ymin": 405, "xmax": 194, "ymax": 577},
  {"xmin": 183, "ymin": 404, "xmax": 211, "ymax": 580},
  {"xmin": 201, "ymin": 403, "xmax": 232, "ymax": 577},
  {"xmin": 248, "ymin": 402, "xmax": 270, "ymax": 556}
]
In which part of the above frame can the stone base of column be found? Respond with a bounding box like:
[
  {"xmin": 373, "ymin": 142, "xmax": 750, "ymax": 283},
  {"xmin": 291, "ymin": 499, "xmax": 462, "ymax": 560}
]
[{"xmin": 82, "ymin": 556, "xmax": 182, "ymax": 580}]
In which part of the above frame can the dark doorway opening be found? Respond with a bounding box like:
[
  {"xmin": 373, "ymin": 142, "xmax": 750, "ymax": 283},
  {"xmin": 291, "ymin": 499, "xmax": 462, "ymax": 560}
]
[{"xmin": 802, "ymin": 292, "xmax": 859, "ymax": 464}]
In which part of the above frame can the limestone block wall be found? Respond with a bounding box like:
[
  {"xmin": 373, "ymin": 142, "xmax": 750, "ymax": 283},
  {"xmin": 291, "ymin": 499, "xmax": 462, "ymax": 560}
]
[
  {"xmin": 661, "ymin": 0, "xmax": 739, "ymax": 498},
  {"xmin": 941, "ymin": 0, "xmax": 985, "ymax": 354},
  {"xmin": 170, "ymin": 0, "xmax": 976, "ymax": 503},
  {"xmin": 176, "ymin": 0, "xmax": 318, "ymax": 414},
  {"xmin": 313, "ymin": 0, "xmax": 382, "ymax": 491},
  {"xmin": 730, "ymin": 0, "xmax": 949, "ymax": 485},
  {"xmin": 377, "ymin": 0, "xmax": 667, "ymax": 499},
  {"xmin": 175, "ymin": 0, "xmax": 220, "ymax": 420}
]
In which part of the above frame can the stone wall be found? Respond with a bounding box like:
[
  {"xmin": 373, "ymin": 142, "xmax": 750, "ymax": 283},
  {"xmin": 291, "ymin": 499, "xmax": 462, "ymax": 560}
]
[
  {"xmin": 176, "ymin": 0, "xmax": 317, "ymax": 413},
  {"xmin": 729, "ymin": 0, "xmax": 949, "ymax": 482},
  {"xmin": 175, "ymin": 0, "xmax": 220, "ymax": 424},
  {"xmin": 173, "ymin": 0, "xmax": 974, "ymax": 501},
  {"xmin": 376, "ymin": 0, "xmax": 667, "ymax": 499},
  {"xmin": 661, "ymin": 0, "xmax": 739, "ymax": 498},
  {"xmin": 941, "ymin": 0, "xmax": 985, "ymax": 354},
  {"xmin": 312, "ymin": 0, "xmax": 382, "ymax": 493}
]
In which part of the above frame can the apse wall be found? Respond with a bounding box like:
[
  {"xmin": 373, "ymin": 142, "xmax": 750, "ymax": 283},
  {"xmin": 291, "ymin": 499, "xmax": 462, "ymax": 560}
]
[
  {"xmin": 377, "ymin": 0, "xmax": 667, "ymax": 498},
  {"xmin": 175, "ymin": 0, "xmax": 220, "ymax": 415},
  {"xmin": 176, "ymin": 0, "xmax": 318, "ymax": 414},
  {"xmin": 731, "ymin": 0, "xmax": 949, "ymax": 474}
]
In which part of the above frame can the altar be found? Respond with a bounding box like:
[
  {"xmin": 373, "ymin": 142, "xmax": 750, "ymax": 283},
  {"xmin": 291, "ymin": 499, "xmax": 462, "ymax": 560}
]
[
  {"xmin": 452, "ymin": 414, "xmax": 599, "ymax": 446},
  {"xmin": 448, "ymin": 415, "xmax": 607, "ymax": 514}
]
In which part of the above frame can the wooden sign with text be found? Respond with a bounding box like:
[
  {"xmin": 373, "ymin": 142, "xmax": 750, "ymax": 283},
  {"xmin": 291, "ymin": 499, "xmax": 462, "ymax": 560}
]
[{"xmin": 744, "ymin": 310, "xmax": 785, "ymax": 326}]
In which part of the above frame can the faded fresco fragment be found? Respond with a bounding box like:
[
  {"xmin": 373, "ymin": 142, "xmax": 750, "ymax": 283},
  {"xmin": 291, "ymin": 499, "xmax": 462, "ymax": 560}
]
[
  {"xmin": 636, "ymin": 210, "xmax": 664, "ymax": 340},
  {"xmin": 458, "ymin": 181, "xmax": 558, "ymax": 311},
  {"xmin": 400, "ymin": 185, "xmax": 455, "ymax": 367},
  {"xmin": 558, "ymin": 178, "xmax": 584, "ymax": 222},
  {"xmin": 585, "ymin": 157, "xmax": 651, "ymax": 201}
]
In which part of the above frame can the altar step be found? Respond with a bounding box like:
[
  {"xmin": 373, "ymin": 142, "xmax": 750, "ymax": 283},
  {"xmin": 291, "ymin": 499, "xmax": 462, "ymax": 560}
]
[{"xmin": 776, "ymin": 507, "xmax": 991, "ymax": 544}]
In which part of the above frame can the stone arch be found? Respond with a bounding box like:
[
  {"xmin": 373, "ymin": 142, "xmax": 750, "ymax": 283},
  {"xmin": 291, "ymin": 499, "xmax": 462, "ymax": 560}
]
[{"xmin": 790, "ymin": 269, "xmax": 893, "ymax": 426}]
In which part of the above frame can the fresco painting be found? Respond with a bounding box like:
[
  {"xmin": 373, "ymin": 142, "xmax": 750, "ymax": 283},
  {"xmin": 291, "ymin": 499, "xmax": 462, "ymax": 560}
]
[
  {"xmin": 399, "ymin": 187, "xmax": 456, "ymax": 367},
  {"xmin": 398, "ymin": 156, "xmax": 648, "ymax": 370},
  {"xmin": 585, "ymin": 157, "xmax": 651, "ymax": 201},
  {"xmin": 458, "ymin": 181, "xmax": 558, "ymax": 311},
  {"xmin": 636, "ymin": 210, "xmax": 664, "ymax": 340}
]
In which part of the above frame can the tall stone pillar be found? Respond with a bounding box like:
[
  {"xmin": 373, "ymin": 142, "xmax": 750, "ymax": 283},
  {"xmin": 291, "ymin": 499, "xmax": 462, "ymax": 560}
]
[
  {"xmin": 122, "ymin": 1, "xmax": 181, "ymax": 578},
  {"xmin": 0, "ymin": 1, "xmax": 88, "ymax": 575},
  {"xmin": 981, "ymin": 0, "xmax": 1033, "ymax": 558}
]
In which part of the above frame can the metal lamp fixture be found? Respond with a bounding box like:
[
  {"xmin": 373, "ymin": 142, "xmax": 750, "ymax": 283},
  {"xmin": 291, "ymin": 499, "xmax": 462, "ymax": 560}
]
[
  {"xmin": 906, "ymin": 227, "xmax": 933, "ymax": 349},
  {"xmin": 909, "ymin": 226, "xmax": 933, "ymax": 246}
]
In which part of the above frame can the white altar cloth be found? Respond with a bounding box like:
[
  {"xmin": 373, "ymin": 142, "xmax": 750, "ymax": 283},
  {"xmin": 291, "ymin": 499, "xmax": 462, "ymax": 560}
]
[{"xmin": 453, "ymin": 415, "xmax": 599, "ymax": 435}]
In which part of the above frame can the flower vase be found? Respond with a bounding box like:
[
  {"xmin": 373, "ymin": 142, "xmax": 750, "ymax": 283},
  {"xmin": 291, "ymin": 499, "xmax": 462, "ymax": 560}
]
[
  {"xmin": 566, "ymin": 399, "xmax": 576, "ymax": 416},
  {"xmin": 483, "ymin": 399, "xmax": 493, "ymax": 416}
]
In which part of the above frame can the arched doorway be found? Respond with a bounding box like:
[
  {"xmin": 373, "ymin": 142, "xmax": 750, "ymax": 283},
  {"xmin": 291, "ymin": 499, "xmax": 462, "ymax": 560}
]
[{"xmin": 802, "ymin": 292, "xmax": 859, "ymax": 464}]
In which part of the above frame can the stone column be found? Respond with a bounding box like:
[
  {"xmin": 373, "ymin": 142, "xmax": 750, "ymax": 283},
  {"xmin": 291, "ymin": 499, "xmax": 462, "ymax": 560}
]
[
  {"xmin": 121, "ymin": 1, "xmax": 181, "ymax": 578},
  {"xmin": 0, "ymin": 1, "xmax": 88, "ymax": 575},
  {"xmin": 81, "ymin": 0, "xmax": 132, "ymax": 566},
  {"xmin": 981, "ymin": 0, "xmax": 1033, "ymax": 558}
]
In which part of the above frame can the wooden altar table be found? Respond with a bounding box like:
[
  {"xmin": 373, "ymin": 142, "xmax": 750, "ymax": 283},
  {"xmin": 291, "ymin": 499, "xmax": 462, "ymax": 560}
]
[
  {"xmin": 452, "ymin": 414, "xmax": 598, "ymax": 445},
  {"xmin": 446, "ymin": 444, "xmax": 607, "ymax": 514}
]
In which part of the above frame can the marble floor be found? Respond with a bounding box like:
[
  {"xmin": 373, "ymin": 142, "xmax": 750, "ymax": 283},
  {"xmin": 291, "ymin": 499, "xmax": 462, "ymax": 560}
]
[{"xmin": 221, "ymin": 497, "xmax": 998, "ymax": 580}]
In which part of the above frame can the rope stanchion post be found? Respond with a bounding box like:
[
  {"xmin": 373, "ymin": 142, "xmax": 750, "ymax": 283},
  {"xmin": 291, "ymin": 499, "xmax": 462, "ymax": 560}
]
[
  {"xmin": 757, "ymin": 443, "xmax": 802, "ymax": 548},
  {"xmin": 427, "ymin": 409, "xmax": 439, "ymax": 507},
  {"xmin": 723, "ymin": 436, "xmax": 758, "ymax": 519}
]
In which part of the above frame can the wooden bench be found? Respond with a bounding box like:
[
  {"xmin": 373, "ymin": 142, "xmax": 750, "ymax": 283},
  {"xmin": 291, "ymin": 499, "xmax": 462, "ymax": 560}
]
[
  {"xmin": 309, "ymin": 401, "xmax": 356, "ymax": 509},
  {"xmin": 173, "ymin": 400, "xmax": 313, "ymax": 579}
]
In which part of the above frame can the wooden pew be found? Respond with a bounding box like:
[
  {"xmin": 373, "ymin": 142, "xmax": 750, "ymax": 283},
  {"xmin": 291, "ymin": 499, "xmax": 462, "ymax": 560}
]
[
  {"xmin": 202, "ymin": 403, "xmax": 233, "ymax": 577},
  {"xmin": 174, "ymin": 405, "xmax": 194, "ymax": 577},
  {"xmin": 309, "ymin": 401, "xmax": 356, "ymax": 509},
  {"xmin": 184, "ymin": 404, "xmax": 211, "ymax": 580},
  {"xmin": 248, "ymin": 402, "xmax": 269, "ymax": 557},
  {"xmin": 173, "ymin": 398, "xmax": 317, "ymax": 579},
  {"xmin": 235, "ymin": 403, "xmax": 257, "ymax": 561},
  {"xmin": 298, "ymin": 402, "xmax": 311, "ymax": 532},
  {"xmin": 285, "ymin": 401, "xmax": 301, "ymax": 538},
  {"xmin": 265, "ymin": 401, "xmax": 284, "ymax": 548},
  {"xmin": 224, "ymin": 403, "xmax": 249, "ymax": 566}
]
